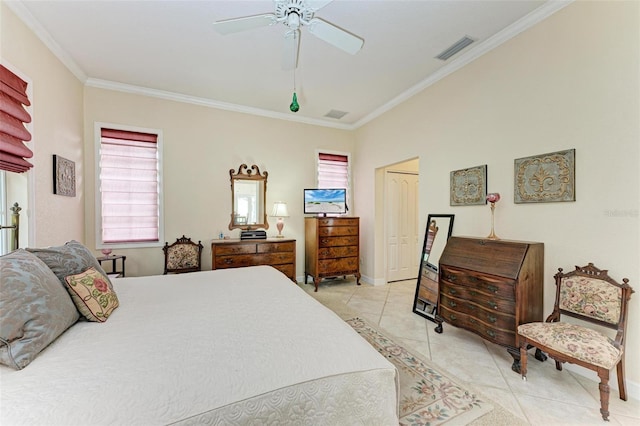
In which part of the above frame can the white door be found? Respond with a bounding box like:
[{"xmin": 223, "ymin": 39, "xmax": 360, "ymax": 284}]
[{"xmin": 385, "ymin": 171, "xmax": 419, "ymax": 282}]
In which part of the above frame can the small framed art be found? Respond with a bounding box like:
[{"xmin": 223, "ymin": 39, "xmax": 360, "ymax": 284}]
[
  {"xmin": 53, "ymin": 155, "xmax": 76, "ymax": 197},
  {"xmin": 450, "ymin": 164, "xmax": 487, "ymax": 206},
  {"xmin": 514, "ymin": 149, "xmax": 575, "ymax": 203}
]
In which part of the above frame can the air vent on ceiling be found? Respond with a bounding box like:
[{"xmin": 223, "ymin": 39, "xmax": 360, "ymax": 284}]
[
  {"xmin": 435, "ymin": 36, "xmax": 475, "ymax": 61},
  {"xmin": 324, "ymin": 109, "xmax": 349, "ymax": 120}
]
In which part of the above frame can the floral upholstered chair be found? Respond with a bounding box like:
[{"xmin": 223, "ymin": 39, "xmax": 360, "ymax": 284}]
[
  {"xmin": 162, "ymin": 235, "xmax": 204, "ymax": 274},
  {"xmin": 517, "ymin": 263, "xmax": 634, "ymax": 421}
]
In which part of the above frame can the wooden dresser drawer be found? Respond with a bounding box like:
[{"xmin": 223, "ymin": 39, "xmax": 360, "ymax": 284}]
[
  {"xmin": 439, "ymin": 305, "xmax": 515, "ymax": 347},
  {"xmin": 318, "ymin": 218, "xmax": 359, "ymax": 227},
  {"xmin": 318, "ymin": 256, "xmax": 358, "ymax": 275},
  {"xmin": 318, "ymin": 226, "xmax": 358, "ymax": 237},
  {"xmin": 318, "ymin": 236, "xmax": 358, "ymax": 247},
  {"xmin": 272, "ymin": 263, "xmax": 294, "ymax": 279},
  {"xmin": 440, "ymin": 266, "xmax": 515, "ymax": 300},
  {"xmin": 439, "ymin": 281, "xmax": 516, "ymax": 314},
  {"xmin": 318, "ymin": 246, "xmax": 357, "ymax": 259},
  {"xmin": 257, "ymin": 241, "xmax": 295, "ymax": 253},
  {"xmin": 215, "ymin": 252, "xmax": 294, "ymax": 268},
  {"xmin": 214, "ymin": 243, "xmax": 258, "ymax": 255}
]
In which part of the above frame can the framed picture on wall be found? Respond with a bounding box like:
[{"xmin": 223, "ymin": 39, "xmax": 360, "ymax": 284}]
[
  {"xmin": 53, "ymin": 155, "xmax": 76, "ymax": 197},
  {"xmin": 514, "ymin": 149, "xmax": 575, "ymax": 203},
  {"xmin": 450, "ymin": 164, "xmax": 487, "ymax": 206}
]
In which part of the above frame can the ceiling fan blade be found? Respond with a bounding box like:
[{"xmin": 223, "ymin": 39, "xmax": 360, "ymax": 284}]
[
  {"xmin": 282, "ymin": 30, "xmax": 300, "ymax": 70},
  {"xmin": 213, "ymin": 14, "xmax": 276, "ymax": 35},
  {"xmin": 307, "ymin": 18, "xmax": 363, "ymax": 55},
  {"xmin": 306, "ymin": 0, "xmax": 334, "ymax": 12}
]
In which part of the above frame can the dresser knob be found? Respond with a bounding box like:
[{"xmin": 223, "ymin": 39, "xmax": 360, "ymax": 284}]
[
  {"xmin": 448, "ymin": 301, "xmax": 457, "ymax": 307},
  {"xmin": 449, "ymin": 288, "xmax": 457, "ymax": 295},
  {"xmin": 488, "ymin": 301, "xmax": 497, "ymax": 309},
  {"xmin": 487, "ymin": 315, "xmax": 497, "ymax": 323},
  {"xmin": 487, "ymin": 285, "xmax": 498, "ymax": 293},
  {"xmin": 449, "ymin": 314, "xmax": 457, "ymax": 321},
  {"xmin": 224, "ymin": 259, "xmax": 233, "ymax": 265},
  {"xmin": 487, "ymin": 329, "xmax": 496, "ymax": 338}
]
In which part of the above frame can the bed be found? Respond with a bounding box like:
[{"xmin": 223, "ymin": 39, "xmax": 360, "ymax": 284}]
[{"xmin": 0, "ymin": 244, "xmax": 399, "ymax": 425}]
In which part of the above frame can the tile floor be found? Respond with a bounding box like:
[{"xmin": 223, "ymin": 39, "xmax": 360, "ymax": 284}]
[{"xmin": 299, "ymin": 277, "xmax": 640, "ymax": 425}]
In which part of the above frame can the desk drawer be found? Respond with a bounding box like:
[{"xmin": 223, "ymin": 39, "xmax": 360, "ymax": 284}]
[
  {"xmin": 439, "ymin": 281, "xmax": 515, "ymax": 314},
  {"xmin": 440, "ymin": 266, "xmax": 515, "ymax": 299},
  {"xmin": 439, "ymin": 306, "xmax": 515, "ymax": 347}
]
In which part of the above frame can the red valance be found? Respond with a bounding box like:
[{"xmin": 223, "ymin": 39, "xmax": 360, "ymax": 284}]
[{"xmin": 0, "ymin": 65, "xmax": 33, "ymax": 173}]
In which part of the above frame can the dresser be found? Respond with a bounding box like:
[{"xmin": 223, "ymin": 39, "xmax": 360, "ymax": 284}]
[
  {"xmin": 435, "ymin": 236, "xmax": 544, "ymax": 372},
  {"xmin": 211, "ymin": 239, "xmax": 296, "ymax": 282},
  {"xmin": 304, "ymin": 217, "xmax": 360, "ymax": 292}
]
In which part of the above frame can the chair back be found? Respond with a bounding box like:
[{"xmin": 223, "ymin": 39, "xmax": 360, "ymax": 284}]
[
  {"xmin": 553, "ymin": 263, "xmax": 633, "ymax": 344},
  {"xmin": 163, "ymin": 235, "xmax": 203, "ymax": 274}
]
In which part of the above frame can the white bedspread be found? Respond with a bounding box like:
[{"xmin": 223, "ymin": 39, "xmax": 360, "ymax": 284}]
[{"xmin": 0, "ymin": 266, "xmax": 398, "ymax": 425}]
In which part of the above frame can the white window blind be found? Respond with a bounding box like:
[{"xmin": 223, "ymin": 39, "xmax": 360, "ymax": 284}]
[
  {"xmin": 317, "ymin": 152, "xmax": 351, "ymax": 212},
  {"xmin": 99, "ymin": 128, "xmax": 160, "ymax": 244},
  {"xmin": 318, "ymin": 152, "xmax": 349, "ymax": 188}
]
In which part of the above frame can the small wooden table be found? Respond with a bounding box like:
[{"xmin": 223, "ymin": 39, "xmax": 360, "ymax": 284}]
[{"xmin": 97, "ymin": 254, "xmax": 127, "ymax": 278}]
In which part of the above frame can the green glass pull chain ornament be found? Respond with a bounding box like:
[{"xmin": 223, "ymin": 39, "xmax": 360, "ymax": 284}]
[
  {"xmin": 290, "ymin": 92, "xmax": 299, "ymax": 112},
  {"xmin": 289, "ymin": 44, "xmax": 300, "ymax": 112}
]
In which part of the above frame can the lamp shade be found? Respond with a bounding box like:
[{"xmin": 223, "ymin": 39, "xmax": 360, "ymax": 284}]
[{"xmin": 271, "ymin": 202, "xmax": 289, "ymax": 217}]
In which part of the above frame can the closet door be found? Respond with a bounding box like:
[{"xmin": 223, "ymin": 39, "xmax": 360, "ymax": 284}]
[{"xmin": 385, "ymin": 171, "xmax": 419, "ymax": 282}]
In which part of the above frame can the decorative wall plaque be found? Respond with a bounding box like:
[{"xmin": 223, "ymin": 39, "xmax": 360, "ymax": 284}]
[
  {"xmin": 514, "ymin": 149, "xmax": 575, "ymax": 203},
  {"xmin": 450, "ymin": 164, "xmax": 487, "ymax": 206},
  {"xmin": 53, "ymin": 155, "xmax": 76, "ymax": 197}
]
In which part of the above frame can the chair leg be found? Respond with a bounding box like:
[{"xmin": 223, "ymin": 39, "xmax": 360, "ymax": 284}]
[
  {"xmin": 519, "ymin": 344, "xmax": 528, "ymax": 380},
  {"xmin": 597, "ymin": 370, "xmax": 611, "ymax": 421},
  {"xmin": 617, "ymin": 358, "xmax": 628, "ymax": 401}
]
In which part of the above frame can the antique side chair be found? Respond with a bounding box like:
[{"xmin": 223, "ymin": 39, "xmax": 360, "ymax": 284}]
[
  {"xmin": 162, "ymin": 235, "xmax": 204, "ymax": 274},
  {"xmin": 517, "ymin": 263, "xmax": 634, "ymax": 421}
]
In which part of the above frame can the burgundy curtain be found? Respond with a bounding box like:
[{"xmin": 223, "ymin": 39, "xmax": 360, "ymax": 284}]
[{"xmin": 0, "ymin": 65, "xmax": 33, "ymax": 173}]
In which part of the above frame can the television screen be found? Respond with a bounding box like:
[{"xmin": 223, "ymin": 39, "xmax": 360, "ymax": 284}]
[{"xmin": 304, "ymin": 188, "xmax": 347, "ymax": 215}]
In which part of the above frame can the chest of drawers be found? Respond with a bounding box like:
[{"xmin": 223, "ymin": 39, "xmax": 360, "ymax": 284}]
[
  {"xmin": 304, "ymin": 217, "xmax": 360, "ymax": 291},
  {"xmin": 211, "ymin": 239, "xmax": 296, "ymax": 281},
  {"xmin": 436, "ymin": 236, "xmax": 543, "ymax": 372}
]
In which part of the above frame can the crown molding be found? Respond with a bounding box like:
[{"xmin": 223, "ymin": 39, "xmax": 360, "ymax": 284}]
[
  {"xmin": 353, "ymin": 0, "xmax": 574, "ymax": 129},
  {"xmin": 85, "ymin": 78, "xmax": 352, "ymax": 130},
  {"xmin": 5, "ymin": 0, "xmax": 87, "ymax": 82}
]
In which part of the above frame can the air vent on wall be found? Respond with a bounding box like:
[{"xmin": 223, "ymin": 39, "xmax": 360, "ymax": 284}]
[
  {"xmin": 324, "ymin": 109, "xmax": 348, "ymax": 120},
  {"xmin": 435, "ymin": 36, "xmax": 475, "ymax": 61}
]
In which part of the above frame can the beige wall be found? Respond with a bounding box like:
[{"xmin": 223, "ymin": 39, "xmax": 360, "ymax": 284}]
[
  {"xmin": 1, "ymin": 3, "xmax": 84, "ymax": 247},
  {"xmin": 83, "ymin": 87, "xmax": 355, "ymax": 277},
  {"xmin": 353, "ymin": 1, "xmax": 639, "ymax": 392}
]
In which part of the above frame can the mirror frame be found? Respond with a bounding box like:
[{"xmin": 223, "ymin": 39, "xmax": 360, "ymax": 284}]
[
  {"xmin": 229, "ymin": 164, "xmax": 269, "ymax": 231},
  {"xmin": 412, "ymin": 214, "xmax": 455, "ymax": 323}
]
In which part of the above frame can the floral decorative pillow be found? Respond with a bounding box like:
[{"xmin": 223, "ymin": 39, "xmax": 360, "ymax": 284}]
[{"xmin": 64, "ymin": 267, "xmax": 119, "ymax": 322}]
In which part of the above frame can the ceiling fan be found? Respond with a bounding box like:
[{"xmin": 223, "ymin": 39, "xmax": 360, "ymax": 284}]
[{"xmin": 213, "ymin": 0, "xmax": 364, "ymax": 70}]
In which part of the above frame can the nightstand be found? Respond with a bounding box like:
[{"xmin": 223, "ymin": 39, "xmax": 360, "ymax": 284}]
[{"xmin": 97, "ymin": 254, "xmax": 126, "ymax": 278}]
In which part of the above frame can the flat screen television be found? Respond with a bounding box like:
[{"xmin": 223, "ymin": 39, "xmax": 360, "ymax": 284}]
[{"xmin": 304, "ymin": 188, "xmax": 347, "ymax": 215}]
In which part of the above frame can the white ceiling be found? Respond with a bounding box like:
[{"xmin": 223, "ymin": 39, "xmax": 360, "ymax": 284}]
[{"xmin": 8, "ymin": 0, "xmax": 570, "ymax": 129}]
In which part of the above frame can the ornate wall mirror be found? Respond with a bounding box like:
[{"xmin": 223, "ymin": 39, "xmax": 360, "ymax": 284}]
[
  {"xmin": 412, "ymin": 214, "xmax": 454, "ymax": 322},
  {"xmin": 229, "ymin": 164, "xmax": 269, "ymax": 231}
]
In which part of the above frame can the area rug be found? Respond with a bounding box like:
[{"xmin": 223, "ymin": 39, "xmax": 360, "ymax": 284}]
[{"xmin": 347, "ymin": 317, "xmax": 494, "ymax": 425}]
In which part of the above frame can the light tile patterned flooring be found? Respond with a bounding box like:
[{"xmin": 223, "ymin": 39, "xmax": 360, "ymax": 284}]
[{"xmin": 299, "ymin": 277, "xmax": 640, "ymax": 425}]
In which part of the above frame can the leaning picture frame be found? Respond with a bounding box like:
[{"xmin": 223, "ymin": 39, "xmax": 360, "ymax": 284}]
[
  {"xmin": 53, "ymin": 155, "xmax": 76, "ymax": 197},
  {"xmin": 450, "ymin": 164, "xmax": 487, "ymax": 206},
  {"xmin": 514, "ymin": 149, "xmax": 575, "ymax": 203}
]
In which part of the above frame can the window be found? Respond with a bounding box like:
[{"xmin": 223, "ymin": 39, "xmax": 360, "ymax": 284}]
[
  {"xmin": 96, "ymin": 125, "xmax": 163, "ymax": 248},
  {"xmin": 316, "ymin": 150, "xmax": 351, "ymax": 211}
]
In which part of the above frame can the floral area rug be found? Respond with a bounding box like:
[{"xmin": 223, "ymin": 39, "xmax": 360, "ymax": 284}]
[{"xmin": 346, "ymin": 317, "xmax": 494, "ymax": 426}]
